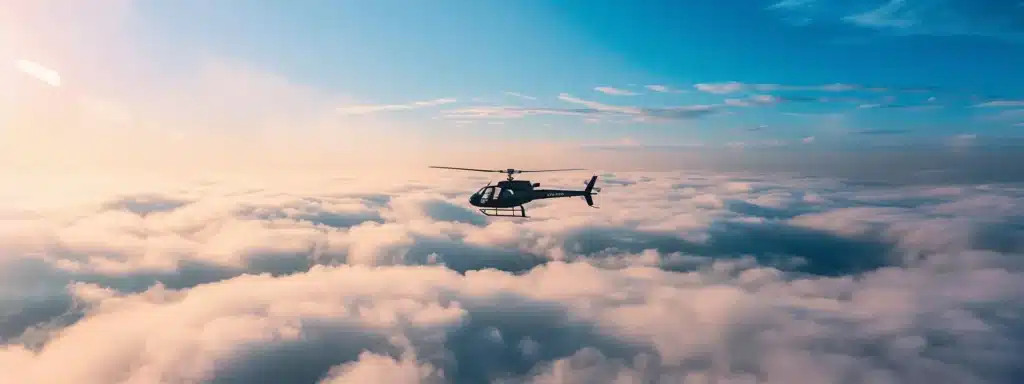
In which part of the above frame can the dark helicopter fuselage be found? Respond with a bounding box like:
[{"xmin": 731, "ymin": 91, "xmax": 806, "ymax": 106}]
[{"xmin": 469, "ymin": 179, "xmax": 590, "ymax": 208}]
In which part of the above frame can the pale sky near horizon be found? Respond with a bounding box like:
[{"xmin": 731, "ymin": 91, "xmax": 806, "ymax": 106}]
[{"xmin": 3, "ymin": 0, "xmax": 1024, "ymax": 178}]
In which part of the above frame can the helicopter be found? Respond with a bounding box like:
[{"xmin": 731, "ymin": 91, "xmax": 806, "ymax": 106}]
[{"xmin": 429, "ymin": 166, "xmax": 601, "ymax": 218}]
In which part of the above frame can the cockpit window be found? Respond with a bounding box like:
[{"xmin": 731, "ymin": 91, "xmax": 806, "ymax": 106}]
[{"xmin": 480, "ymin": 186, "xmax": 496, "ymax": 203}]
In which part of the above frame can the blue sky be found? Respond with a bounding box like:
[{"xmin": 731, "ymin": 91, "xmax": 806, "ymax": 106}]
[
  {"xmin": 133, "ymin": 0, "xmax": 1023, "ymax": 146},
  {"xmin": 4, "ymin": 0, "xmax": 1024, "ymax": 172}
]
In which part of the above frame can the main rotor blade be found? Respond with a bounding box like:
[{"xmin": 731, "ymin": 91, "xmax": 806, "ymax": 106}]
[
  {"xmin": 429, "ymin": 166, "xmax": 504, "ymax": 173},
  {"xmin": 516, "ymin": 168, "xmax": 585, "ymax": 173}
]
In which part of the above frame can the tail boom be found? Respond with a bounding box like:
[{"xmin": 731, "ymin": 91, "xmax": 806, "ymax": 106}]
[{"xmin": 533, "ymin": 175, "xmax": 599, "ymax": 207}]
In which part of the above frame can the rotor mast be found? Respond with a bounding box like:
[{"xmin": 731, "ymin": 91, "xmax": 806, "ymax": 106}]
[{"xmin": 503, "ymin": 168, "xmax": 517, "ymax": 182}]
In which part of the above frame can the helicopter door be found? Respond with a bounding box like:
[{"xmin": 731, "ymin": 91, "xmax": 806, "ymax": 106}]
[{"xmin": 497, "ymin": 187, "xmax": 513, "ymax": 202}]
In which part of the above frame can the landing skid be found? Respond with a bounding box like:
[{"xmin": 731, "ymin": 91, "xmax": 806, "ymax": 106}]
[{"xmin": 479, "ymin": 206, "xmax": 527, "ymax": 218}]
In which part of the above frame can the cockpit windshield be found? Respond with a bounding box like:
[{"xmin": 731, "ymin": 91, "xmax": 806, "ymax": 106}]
[
  {"xmin": 479, "ymin": 186, "xmax": 496, "ymax": 204},
  {"xmin": 477, "ymin": 186, "xmax": 515, "ymax": 204}
]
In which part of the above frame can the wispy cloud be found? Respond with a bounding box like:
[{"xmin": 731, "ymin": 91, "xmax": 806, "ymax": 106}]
[
  {"xmin": 948, "ymin": 133, "xmax": 978, "ymax": 147},
  {"xmin": 560, "ymin": 93, "xmax": 720, "ymax": 121},
  {"xmin": 974, "ymin": 100, "xmax": 1024, "ymax": 108},
  {"xmin": 802, "ymin": 136, "xmax": 816, "ymax": 143},
  {"xmin": 750, "ymin": 94, "xmax": 780, "ymax": 104},
  {"xmin": 694, "ymin": 81, "xmax": 890, "ymax": 95},
  {"xmin": 784, "ymin": 112, "xmax": 846, "ymax": 118},
  {"xmin": 755, "ymin": 83, "xmax": 863, "ymax": 92},
  {"xmin": 644, "ymin": 84, "xmax": 684, "ymax": 93},
  {"xmin": 851, "ymin": 128, "xmax": 912, "ymax": 135},
  {"xmin": 504, "ymin": 91, "xmax": 537, "ymax": 100},
  {"xmin": 15, "ymin": 59, "xmax": 61, "ymax": 87},
  {"xmin": 769, "ymin": 0, "xmax": 1024, "ymax": 41},
  {"xmin": 725, "ymin": 140, "xmax": 790, "ymax": 149},
  {"xmin": 558, "ymin": 93, "xmax": 641, "ymax": 114},
  {"xmin": 769, "ymin": 0, "xmax": 815, "ymax": 8},
  {"xmin": 979, "ymin": 108, "xmax": 1024, "ymax": 123},
  {"xmin": 337, "ymin": 98, "xmax": 456, "ymax": 115},
  {"xmin": 594, "ymin": 86, "xmax": 639, "ymax": 96},
  {"xmin": 725, "ymin": 99, "xmax": 752, "ymax": 107},
  {"xmin": 440, "ymin": 106, "xmax": 593, "ymax": 119},
  {"xmin": 693, "ymin": 81, "xmax": 951, "ymax": 98},
  {"xmin": 580, "ymin": 142, "xmax": 707, "ymax": 151},
  {"xmin": 694, "ymin": 82, "xmax": 746, "ymax": 94},
  {"xmin": 441, "ymin": 94, "xmax": 721, "ymax": 122},
  {"xmin": 858, "ymin": 103, "xmax": 943, "ymax": 111},
  {"xmin": 726, "ymin": 94, "xmax": 781, "ymax": 107}
]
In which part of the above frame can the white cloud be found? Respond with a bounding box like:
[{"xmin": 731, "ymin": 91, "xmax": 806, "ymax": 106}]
[
  {"xmin": 768, "ymin": 0, "xmax": 816, "ymax": 9},
  {"xmin": 337, "ymin": 98, "xmax": 457, "ymax": 115},
  {"xmin": 726, "ymin": 95, "xmax": 780, "ymax": 108},
  {"xmin": 694, "ymin": 82, "xmax": 746, "ymax": 94},
  {"xmin": 504, "ymin": 92, "xmax": 537, "ymax": 100},
  {"xmin": 1, "ymin": 172, "xmax": 1023, "ymax": 383},
  {"xmin": 15, "ymin": 59, "xmax": 61, "ymax": 87},
  {"xmin": 644, "ymin": 85, "xmax": 682, "ymax": 93},
  {"xmin": 979, "ymin": 108, "xmax": 1024, "ymax": 123},
  {"xmin": 948, "ymin": 133, "xmax": 978, "ymax": 147},
  {"xmin": 750, "ymin": 94, "xmax": 780, "ymax": 104},
  {"xmin": 725, "ymin": 99, "xmax": 752, "ymax": 107},
  {"xmin": 442, "ymin": 95, "xmax": 720, "ymax": 123},
  {"xmin": 558, "ymin": 93, "xmax": 640, "ymax": 114},
  {"xmin": 440, "ymin": 106, "xmax": 593, "ymax": 120},
  {"xmin": 695, "ymin": 82, "xmax": 872, "ymax": 95},
  {"xmin": 974, "ymin": 100, "xmax": 1024, "ymax": 108},
  {"xmin": 802, "ymin": 136, "xmax": 816, "ymax": 143},
  {"xmin": 769, "ymin": 0, "xmax": 1024, "ymax": 40},
  {"xmin": 560, "ymin": 94, "xmax": 720, "ymax": 122},
  {"xmin": 726, "ymin": 141, "xmax": 747, "ymax": 149},
  {"xmin": 594, "ymin": 87, "xmax": 639, "ymax": 96}
]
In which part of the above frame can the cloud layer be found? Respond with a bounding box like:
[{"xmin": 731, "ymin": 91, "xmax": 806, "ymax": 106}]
[{"xmin": 2, "ymin": 171, "xmax": 1023, "ymax": 383}]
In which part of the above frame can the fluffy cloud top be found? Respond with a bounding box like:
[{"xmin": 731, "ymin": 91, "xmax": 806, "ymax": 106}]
[{"xmin": 2, "ymin": 171, "xmax": 1023, "ymax": 383}]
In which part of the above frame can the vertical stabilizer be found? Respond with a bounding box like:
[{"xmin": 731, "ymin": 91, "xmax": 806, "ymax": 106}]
[
  {"xmin": 584, "ymin": 176, "xmax": 598, "ymax": 194},
  {"xmin": 583, "ymin": 176, "xmax": 598, "ymax": 207}
]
